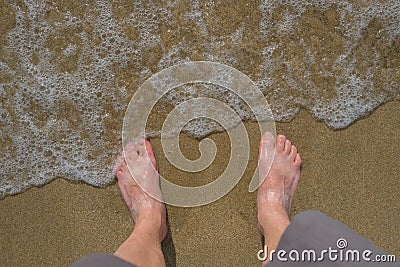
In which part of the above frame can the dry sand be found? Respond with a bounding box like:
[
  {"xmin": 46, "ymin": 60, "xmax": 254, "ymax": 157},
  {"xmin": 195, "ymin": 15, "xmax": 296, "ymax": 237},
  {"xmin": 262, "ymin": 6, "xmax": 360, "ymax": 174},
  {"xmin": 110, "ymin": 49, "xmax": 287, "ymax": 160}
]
[{"xmin": 0, "ymin": 100, "xmax": 399, "ymax": 266}]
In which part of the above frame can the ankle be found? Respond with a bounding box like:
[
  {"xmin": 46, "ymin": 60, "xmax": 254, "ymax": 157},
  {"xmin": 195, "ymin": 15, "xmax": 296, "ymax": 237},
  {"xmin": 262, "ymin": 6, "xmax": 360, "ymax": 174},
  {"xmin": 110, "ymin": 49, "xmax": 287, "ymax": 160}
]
[
  {"xmin": 114, "ymin": 234, "xmax": 166, "ymax": 267},
  {"xmin": 258, "ymin": 207, "xmax": 289, "ymax": 228},
  {"xmin": 135, "ymin": 212, "xmax": 166, "ymax": 242},
  {"xmin": 258, "ymin": 203, "xmax": 290, "ymax": 241}
]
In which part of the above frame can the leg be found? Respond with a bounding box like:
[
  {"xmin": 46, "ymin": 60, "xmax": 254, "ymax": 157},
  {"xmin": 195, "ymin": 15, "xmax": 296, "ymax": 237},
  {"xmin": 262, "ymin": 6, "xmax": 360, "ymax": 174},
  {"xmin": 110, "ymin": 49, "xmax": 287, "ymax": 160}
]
[
  {"xmin": 114, "ymin": 138, "xmax": 167, "ymax": 267},
  {"xmin": 257, "ymin": 133, "xmax": 302, "ymax": 265}
]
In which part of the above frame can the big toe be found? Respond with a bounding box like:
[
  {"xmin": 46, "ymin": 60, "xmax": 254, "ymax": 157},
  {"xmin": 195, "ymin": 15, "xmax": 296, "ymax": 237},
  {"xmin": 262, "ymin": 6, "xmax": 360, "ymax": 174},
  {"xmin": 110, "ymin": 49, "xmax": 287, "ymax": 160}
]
[
  {"xmin": 133, "ymin": 138, "xmax": 158, "ymax": 169},
  {"xmin": 258, "ymin": 132, "xmax": 276, "ymax": 183},
  {"xmin": 144, "ymin": 139, "xmax": 157, "ymax": 169},
  {"xmin": 259, "ymin": 132, "xmax": 275, "ymax": 160}
]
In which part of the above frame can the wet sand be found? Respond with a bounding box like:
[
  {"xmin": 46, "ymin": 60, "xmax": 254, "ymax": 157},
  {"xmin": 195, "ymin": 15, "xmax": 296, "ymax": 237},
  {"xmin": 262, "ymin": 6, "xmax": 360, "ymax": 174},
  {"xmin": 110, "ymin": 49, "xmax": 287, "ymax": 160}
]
[{"xmin": 0, "ymin": 100, "xmax": 399, "ymax": 266}]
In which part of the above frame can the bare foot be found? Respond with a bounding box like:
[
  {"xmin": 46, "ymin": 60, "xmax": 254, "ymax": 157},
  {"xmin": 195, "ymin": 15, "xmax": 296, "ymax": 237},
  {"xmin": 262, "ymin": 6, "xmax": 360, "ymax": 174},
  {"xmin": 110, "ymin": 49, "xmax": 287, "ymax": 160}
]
[
  {"xmin": 257, "ymin": 132, "xmax": 301, "ymax": 262},
  {"xmin": 114, "ymin": 138, "xmax": 167, "ymax": 243}
]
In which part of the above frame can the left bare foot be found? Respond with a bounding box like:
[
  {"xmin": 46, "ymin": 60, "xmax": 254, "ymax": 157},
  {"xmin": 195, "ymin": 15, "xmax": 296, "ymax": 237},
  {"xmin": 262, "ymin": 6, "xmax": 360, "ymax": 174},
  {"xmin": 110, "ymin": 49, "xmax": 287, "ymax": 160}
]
[{"xmin": 114, "ymin": 138, "xmax": 167, "ymax": 243}]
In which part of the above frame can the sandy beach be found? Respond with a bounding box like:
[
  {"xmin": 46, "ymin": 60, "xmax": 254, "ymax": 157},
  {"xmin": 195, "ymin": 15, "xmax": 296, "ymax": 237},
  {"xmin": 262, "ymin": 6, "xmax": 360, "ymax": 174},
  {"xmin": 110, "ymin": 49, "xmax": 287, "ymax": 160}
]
[
  {"xmin": 1, "ymin": 100, "xmax": 399, "ymax": 266},
  {"xmin": 1, "ymin": 1, "xmax": 399, "ymax": 266}
]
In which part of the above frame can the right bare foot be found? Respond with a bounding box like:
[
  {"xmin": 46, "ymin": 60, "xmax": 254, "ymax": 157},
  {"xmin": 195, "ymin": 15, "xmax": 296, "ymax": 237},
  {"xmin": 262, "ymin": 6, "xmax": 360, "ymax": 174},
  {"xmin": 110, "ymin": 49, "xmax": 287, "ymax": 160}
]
[
  {"xmin": 257, "ymin": 132, "xmax": 301, "ymax": 260},
  {"xmin": 114, "ymin": 138, "xmax": 167, "ymax": 243}
]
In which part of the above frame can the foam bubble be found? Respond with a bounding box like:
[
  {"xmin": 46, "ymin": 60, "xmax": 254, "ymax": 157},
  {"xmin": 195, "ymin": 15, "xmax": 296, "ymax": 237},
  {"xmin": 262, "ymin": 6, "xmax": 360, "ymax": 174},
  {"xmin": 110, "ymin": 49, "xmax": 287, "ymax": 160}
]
[{"xmin": 0, "ymin": 0, "xmax": 399, "ymax": 198}]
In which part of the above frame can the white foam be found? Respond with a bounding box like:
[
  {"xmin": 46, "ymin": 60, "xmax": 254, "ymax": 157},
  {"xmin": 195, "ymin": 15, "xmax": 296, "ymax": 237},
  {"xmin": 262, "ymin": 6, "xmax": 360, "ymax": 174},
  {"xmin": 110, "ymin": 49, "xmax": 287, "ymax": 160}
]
[{"xmin": 0, "ymin": 0, "xmax": 399, "ymax": 198}]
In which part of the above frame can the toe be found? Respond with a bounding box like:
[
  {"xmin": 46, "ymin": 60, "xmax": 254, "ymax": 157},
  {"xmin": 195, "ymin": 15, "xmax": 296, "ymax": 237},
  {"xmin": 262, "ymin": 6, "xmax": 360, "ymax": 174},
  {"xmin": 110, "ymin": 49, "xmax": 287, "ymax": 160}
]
[
  {"xmin": 284, "ymin": 139, "xmax": 292, "ymax": 155},
  {"xmin": 115, "ymin": 162, "xmax": 129, "ymax": 181},
  {"xmin": 259, "ymin": 132, "xmax": 275, "ymax": 158},
  {"xmin": 124, "ymin": 142, "xmax": 139, "ymax": 161},
  {"xmin": 262, "ymin": 132, "xmax": 275, "ymax": 146},
  {"xmin": 113, "ymin": 153, "xmax": 127, "ymax": 176},
  {"xmin": 289, "ymin": 145, "xmax": 297, "ymax": 161},
  {"xmin": 295, "ymin": 153, "xmax": 302, "ymax": 166},
  {"xmin": 144, "ymin": 139, "xmax": 157, "ymax": 169},
  {"xmin": 135, "ymin": 138, "xmax": 146, "ymax": 156},
  {"xmin": 276, "ymin": 135, "xmax": 286, "ymax": 152}
]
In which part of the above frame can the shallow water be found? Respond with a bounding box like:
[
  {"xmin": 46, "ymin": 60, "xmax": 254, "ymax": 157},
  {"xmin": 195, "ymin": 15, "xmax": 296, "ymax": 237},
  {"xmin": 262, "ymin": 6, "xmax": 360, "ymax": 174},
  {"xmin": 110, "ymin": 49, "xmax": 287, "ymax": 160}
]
[{"xmin": 0, "ymin": 0, "xmax": 399, "ymax": 198}]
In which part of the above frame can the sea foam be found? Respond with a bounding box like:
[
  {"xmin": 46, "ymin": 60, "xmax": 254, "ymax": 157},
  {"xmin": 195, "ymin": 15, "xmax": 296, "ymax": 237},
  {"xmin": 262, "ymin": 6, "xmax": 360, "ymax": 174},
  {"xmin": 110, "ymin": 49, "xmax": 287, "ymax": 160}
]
[{"xmin": 0, "ymin": 0, "xmax": 399, "ymax": 198}]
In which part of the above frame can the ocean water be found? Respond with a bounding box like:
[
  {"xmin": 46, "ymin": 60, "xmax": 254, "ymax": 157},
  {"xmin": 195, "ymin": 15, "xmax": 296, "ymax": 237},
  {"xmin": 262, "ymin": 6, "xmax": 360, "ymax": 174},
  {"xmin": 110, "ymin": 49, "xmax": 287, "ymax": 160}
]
[{"xmin": 0, "ymin": 0, "xmax": 399, "ymax": 198}]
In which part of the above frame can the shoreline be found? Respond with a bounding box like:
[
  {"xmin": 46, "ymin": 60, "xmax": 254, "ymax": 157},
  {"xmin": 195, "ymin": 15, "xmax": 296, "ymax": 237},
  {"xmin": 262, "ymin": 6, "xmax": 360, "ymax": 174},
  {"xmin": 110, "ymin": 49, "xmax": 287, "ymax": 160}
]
[{"xmin": 0, "ymin": 100, "xmax": 399, "ymax": 266}]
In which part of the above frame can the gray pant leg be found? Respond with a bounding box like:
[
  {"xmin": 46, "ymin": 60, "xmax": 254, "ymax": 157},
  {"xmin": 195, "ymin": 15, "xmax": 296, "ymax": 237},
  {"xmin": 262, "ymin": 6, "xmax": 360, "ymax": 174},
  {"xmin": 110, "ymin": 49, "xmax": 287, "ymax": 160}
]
[
  {"xmin": 266, "ymin": 210, "xmax": 398, "ymax": 267},
  {"xmin": 70, "ymin": 253, "xmax": 137, "ymax": 267}
]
